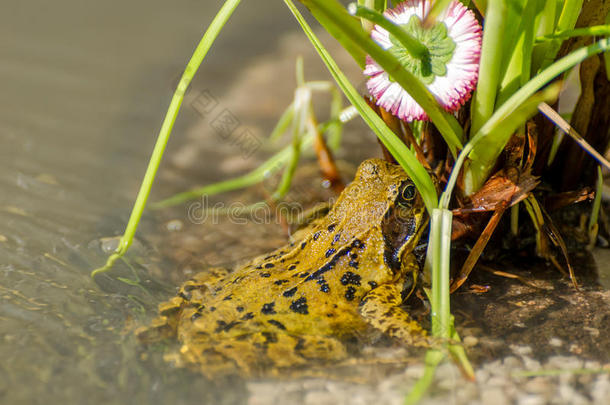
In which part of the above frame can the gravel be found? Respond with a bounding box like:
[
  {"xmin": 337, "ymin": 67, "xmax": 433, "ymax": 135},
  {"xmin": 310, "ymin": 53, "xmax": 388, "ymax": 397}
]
[{"xmin": 245, "ymin": 349, "xmax": 610, "ymax": 405}]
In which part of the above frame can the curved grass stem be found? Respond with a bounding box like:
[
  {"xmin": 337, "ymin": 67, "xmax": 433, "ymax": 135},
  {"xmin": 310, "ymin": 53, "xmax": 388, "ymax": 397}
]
[{"xmin": 91, "ymin": 0, "xmax": 243, "ymax": 277}]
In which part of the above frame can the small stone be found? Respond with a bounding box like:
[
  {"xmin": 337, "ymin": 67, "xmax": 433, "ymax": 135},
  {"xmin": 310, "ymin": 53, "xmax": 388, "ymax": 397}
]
[
  {"xmin": 304, "ymin": 390, "xmax": 337, "ymax": 405},
  {"xmin": 99, "ymin": 236, "xmax": 120, "ymax": 253},
  {"xmin": 464, "ymin": 335, "xmax": 479, "ymax": 347},
  {"xmin": 547, "ymin": 355, "xmax": 583, "ymax": 370},
  {"xmin": 503, "ymin": 356, "xmax": 521, "ymax": 369},
  {"xmin": 583, "ymin": 326, "xmax": 600, "ymax": 337},
  {"xmin": 524, "ymin": 377, "xmax": 551, "ymax": 395},
  {"xmin": 548, "ymin": 337, "xmax": 562, "ymax": 347},
  {"xmin": 592, "ymin": 374, "xmax": 610, "ymax": 404},
  {"xmin": 166, "ymin": 219, "xmax": 183, "ymax": 232},
  {"xmin": 522, "ymin": 356, "xmax": 542, "ymax": 372},
  {"xmin": 511, "ymin": 345, "xmax": 533, "ymax": 356},
  {"xmin": 404, "ymin": 364, "xmax": 425, "ymax": 379},
  {"xmin": 480, "ymin": 387, "xmax": 509, "ymax": 405},
  {"xmin": 517, "ymin": 394, "xmax": 545, "ymax": 405},
  {"xmin": 486, "ymin": 376, "xmax": 506, "ymax": 387}
]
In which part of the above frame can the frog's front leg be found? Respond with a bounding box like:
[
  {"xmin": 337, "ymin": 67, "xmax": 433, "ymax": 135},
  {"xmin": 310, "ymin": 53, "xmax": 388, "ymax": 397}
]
[{"xmin": 359, "ymin": 283, "xmax": 429, "ymax": 347}]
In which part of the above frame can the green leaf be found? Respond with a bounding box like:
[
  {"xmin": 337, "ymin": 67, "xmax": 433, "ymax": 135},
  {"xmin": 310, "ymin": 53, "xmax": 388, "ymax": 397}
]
[{"xmin": 387, "ymin": 15, "xmax": 456, "ymax": 84}]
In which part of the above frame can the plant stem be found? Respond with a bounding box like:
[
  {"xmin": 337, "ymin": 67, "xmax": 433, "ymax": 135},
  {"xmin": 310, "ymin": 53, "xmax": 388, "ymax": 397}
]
[{"xmin": 91, "ymin": 0, "xmax": 242, "ymax": 277}]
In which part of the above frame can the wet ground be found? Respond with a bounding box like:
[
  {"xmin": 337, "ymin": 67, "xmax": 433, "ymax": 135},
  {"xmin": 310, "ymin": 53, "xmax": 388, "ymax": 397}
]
[{"xmin": 1, "ymin": 1, "xmax": 609, "ymax": 404}]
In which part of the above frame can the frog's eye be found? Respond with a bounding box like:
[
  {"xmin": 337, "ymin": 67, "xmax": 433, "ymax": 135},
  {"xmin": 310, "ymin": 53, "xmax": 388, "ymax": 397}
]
[{"xmin": 397, "ymin": 184, "xmax": 416, "ymax": 206}]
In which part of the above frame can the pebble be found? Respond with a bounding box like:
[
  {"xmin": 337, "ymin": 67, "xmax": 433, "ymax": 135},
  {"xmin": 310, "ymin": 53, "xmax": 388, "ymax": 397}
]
[
  {"xmin": 463, "ymin": 335, "xmax": 478, "ymax": 347},
  {"xmin": 502, "ymin": 356, "xmax": 521, "ymax": 369},
  {"xmin": 547, "ymin": 356, "xmax": 583, "ymax": 370},
  {"xmin": 517, "ymin": 394, "xmax": 545, "ymax": 405},
  {"xmin": 549, "ymin": 337, "xmax": 563, "ymax": 347},
  {"xmin": 166, "ymin": 219, "xmax": 183, "ymax": 232},
  {"xmin": 524, "ymin": 377, "xmax": 551, "ymax": 395},
  {"xmin": 511, "ymin": 345, "xmax": 533, "ymax": 356},
  {"xmin": 480, "ymin": 387, "xmax": 510, "ymax": 405},
  {"xmin": 244, "ymin": 354, "xmax": 607, "ymax": 405}
]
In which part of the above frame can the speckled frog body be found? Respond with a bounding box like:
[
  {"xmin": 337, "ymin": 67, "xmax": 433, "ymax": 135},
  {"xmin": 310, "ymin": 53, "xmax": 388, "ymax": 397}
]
[{"xmin": 139, "ymin": 159, "xmax": 430, "ymax": 377}]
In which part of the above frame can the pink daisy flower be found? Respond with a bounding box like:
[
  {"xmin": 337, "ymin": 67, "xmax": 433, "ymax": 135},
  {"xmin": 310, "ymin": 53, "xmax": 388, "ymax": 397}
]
[{"xmin": 364, "ymin": 0, "xmax": 482, "ymax": 122}]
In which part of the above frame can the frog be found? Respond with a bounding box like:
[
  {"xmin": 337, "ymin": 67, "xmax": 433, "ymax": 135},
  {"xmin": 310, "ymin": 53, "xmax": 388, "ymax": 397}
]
[{"xmin": 137, "ymin": 158, "xmax": 430, "ymax": 377}]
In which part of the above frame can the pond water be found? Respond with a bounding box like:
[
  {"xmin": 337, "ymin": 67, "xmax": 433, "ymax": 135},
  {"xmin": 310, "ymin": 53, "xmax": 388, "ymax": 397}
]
[{"xmin": 0, "ymin": 1, "xmax": 311, "ymax": 403}]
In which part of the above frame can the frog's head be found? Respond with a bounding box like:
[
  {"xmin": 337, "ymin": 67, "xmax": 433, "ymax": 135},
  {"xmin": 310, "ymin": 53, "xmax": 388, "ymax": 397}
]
[{"xmin": 333, "ymin": 159, "xmax": 428, "ymax": 271}]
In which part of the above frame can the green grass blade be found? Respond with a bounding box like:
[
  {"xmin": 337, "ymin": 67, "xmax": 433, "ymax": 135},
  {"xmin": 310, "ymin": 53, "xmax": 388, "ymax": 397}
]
[
  {"xmin": 539, "ymin": 0, "xmax": 585, "ymax": 68},
  {"xmin": 91, "ymin": 0, "xmax": 243, "ymax": 277},
  {"xmin": 404, "ymin": 349, "xmax": 445, "ymax": 405},
  {"xmin": 298, "ymin": 0, "xmax": 464, "ymax": 157},
  {"xmin": 536, "ymin": 25, "xmax": 610, "ymax": 43},
  {"xmin": 470, "ymin": 0, "xmax": 508, "ymax": 135},
  {"xmin": 496, "ymin": 0, "xmax": 539, "ymax": 106},
  {"xmin": 530, "ymin": 0, "xmax": 558, "ymax": 72},
  {"xmin": 286, "ymin": 0, "xmax": 438, "ymax": 212},
  {"xmin": 463, "ymin": 38, "xmax": 610, "ymax": 195}
]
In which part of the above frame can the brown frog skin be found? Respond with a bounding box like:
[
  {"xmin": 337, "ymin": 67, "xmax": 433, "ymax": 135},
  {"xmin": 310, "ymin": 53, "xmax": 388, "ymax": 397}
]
[{"xmin": 138, "ymin": 159, "xmax": 430, "ymax": 377}]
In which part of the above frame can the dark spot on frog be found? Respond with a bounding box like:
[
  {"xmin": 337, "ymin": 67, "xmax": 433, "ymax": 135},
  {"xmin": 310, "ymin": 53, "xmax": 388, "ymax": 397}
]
[
  {"xmin": 300, "ymin": 241, "xmax": 307, "ymax": 249},
  {"xmin": 264, "ymin": 255, "xmax": 274, "ymax": 260},
  {"xmin": 267, "ymin": 319, "xmax": 286, "ymax": 330},
  {"xmin": 368, "ymin": 281, "xmax": 378, "ymax": 288},
  {"xmin": 316, "ymin": 278, "xmax": 330, "ymax": 293},
  {"xmin": 326, "ymin": 313, "xmax": 335, "ymax": 317},
  {"xmin": 261, "ymin": 302, "xmax": 276, "ymax": 315},
  {"xmin": 264, "ymin": 263, "xmax": 275, "ymax": 269},
  {"xmin": 283, "ymin": 287, "xmax": 298, "ymax": 297},
  {"xmin": 312, "ymin": 231, "xmax": 321, "ymax": 241},
  {"xmin": 241, "ymin": 312, "xmax": 254, "ymax": 320},
  {"xmin": 305, "ymin": 246, "xmax": 351, "ymax": 281},
  {"xmin": 294, "ymin": 338, "xmax": 306, "ymax": 351},
  {"xmin": 289, "ymin": 297, "xmax": 309, "ymax": 314},
  {"xmin": 325, "ymin": 248, "xmax": 336, "ymax": 258},
  {"xmin": 274, "ymin": 279, "xmax": 289, "ymax": 285},
  {"xmin": 348, "ymin": 260, "xmax": 359, "ymax": 269},
  {"xmin": 183, "ymin": 284, "xmax": 197, "ymax": 293},
  {"xmin": 327, "ymin": 223, "xmax": 336, "ymax": 232},
  {"xmin": 190, "ymin": 312, "xmax": 202, "ymax": 322},
  {"xmin": 296, "ymin": 271, "xmax": 310, "ymax": 278},
  {"xmin": 255, "ymin": 265, "xmax": 263, "ymax": 270},
  {"xmin": 236, "ymin": 306, "xmax": 245, "ymax": 312},
  {"xmin": 288, "ymin": 264, "xmax": 297, "ymax": 271},
  {"xmin": 345, "ymin": 286, "xmax": 357, "ymax": 301},
  {"xmin": 223, "ymin": 294, "xmax": 233, "ymax": 301},
  {"xmin": 332, "ymin": 233, "xmax": 341, "ymax": 245},
  {"xmin": 262, "ymin": 331, "xmax": 278, "ymax": 344},
  {"xmin": 178, "ymin": 291, "xmax": 190, "ymax": 301},
  {"xmin": 341, "ymin": 271, "xmax": 361, "ymax": 286},
  {"xmin": 352, "ymin": 239, "xmax": 364, "ymax": 249},
  {"xmin": 209, "ymin": 306, "xmax": 216, "ymax": 312},
  {"xmin": 215, "ymin": 320, "xmax": 240, "ymax": 332},
  {"xmin": 260, "ymin": 272, "xmax": 271, "ymax": 278}
]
